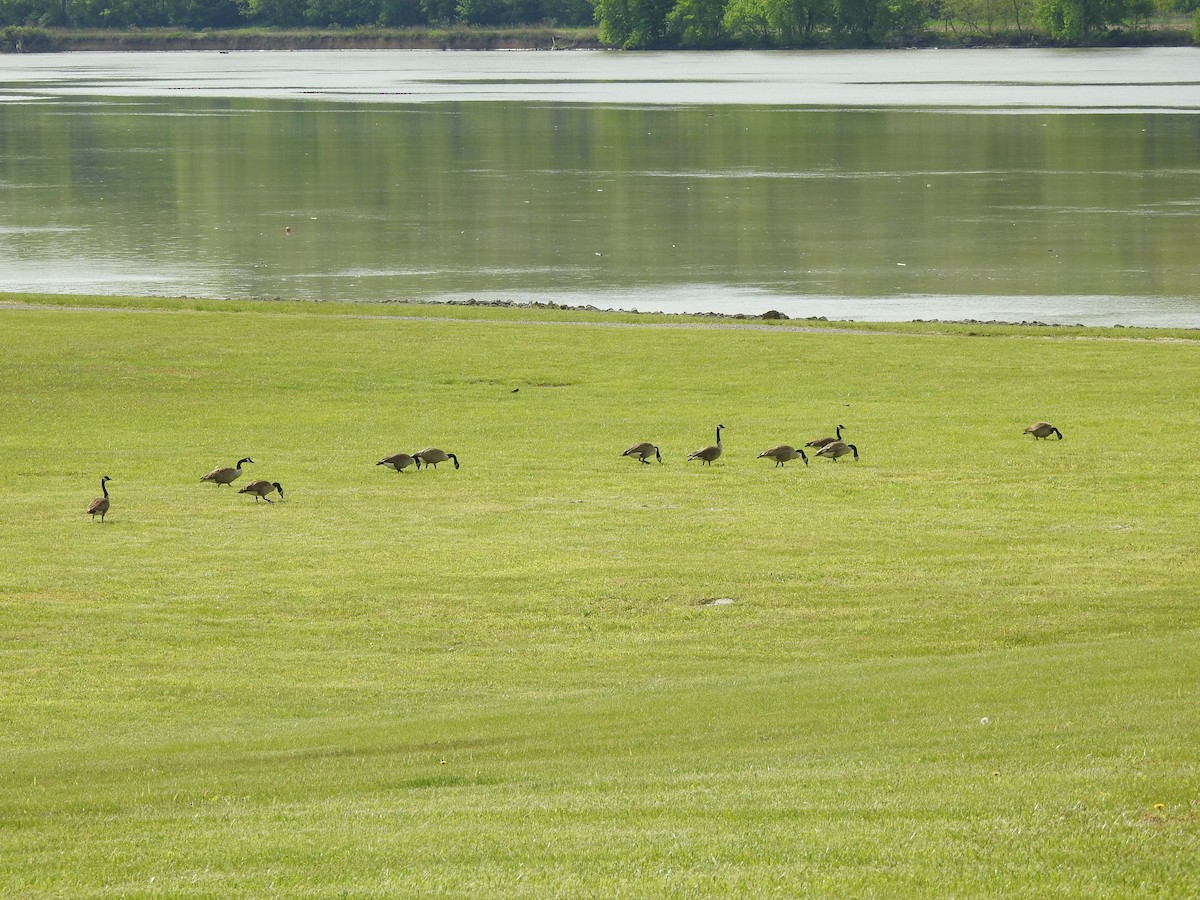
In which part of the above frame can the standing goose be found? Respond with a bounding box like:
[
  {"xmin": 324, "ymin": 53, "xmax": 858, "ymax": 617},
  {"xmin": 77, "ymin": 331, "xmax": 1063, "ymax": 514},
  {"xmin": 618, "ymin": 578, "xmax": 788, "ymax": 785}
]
[
  {"xmin": 201, "ymin": 457, "xmax": 254, "ymax": 486},
  {"xmin": 415, "ymin": 448, "xmax": 460, "ymax": 470},
  {"xmin": 688, "ymin": 425, "xmax": 725, "ymax": 466},
  {"xmin": 377, "ymin": 452, "xmax": 419, "ymax": 473},
  {"xmin": 805, "ymin": 425, "xmax": 845, "ymax": 450},
  {"xmin": 757, "ymin": 445, "xmax": 808, "ymax": 467},
  {"xmin": 815, "ymin": 441, "xmax": 859, "ymax": 462},
  {"xmin": 238, "ymin": 480, "xmax": 284, "ymax": 502},
  {"xmin": 87, "ymin": 476, "xmax": 112, "ymax": 522},
  {"xmin": 622, "ymin": 442, "xmax": 662, "ymax": 465},
  {"xmin": 1024, "ymin": 422, "xmax": 1063, "ymax": 440}
]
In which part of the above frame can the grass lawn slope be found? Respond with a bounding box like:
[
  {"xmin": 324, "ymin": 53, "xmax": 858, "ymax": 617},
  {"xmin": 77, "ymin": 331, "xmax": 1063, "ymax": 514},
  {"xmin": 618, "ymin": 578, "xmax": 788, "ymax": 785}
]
[{"xmin": 1, "ymin": 298, "xmax": 1197, "ymax": 896}]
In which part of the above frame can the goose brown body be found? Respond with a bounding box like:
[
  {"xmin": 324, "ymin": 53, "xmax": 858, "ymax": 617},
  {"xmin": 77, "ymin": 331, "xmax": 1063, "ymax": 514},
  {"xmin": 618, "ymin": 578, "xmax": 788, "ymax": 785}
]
[
  {"xmin": 688, "ymin": 425, "xmax": 725, "ymax": 466},
  {"xmin": 622, "ymin": 442, "xmax": 662, "ymax": 464},
  {"xmin": 201, "ymin": 457, "xmax": 253, "ymax": 486},
  {"xmin": 415, "ymin": 448, "xmax": 460, "ymax": 469},
  {"xmin": 238, "ymin": 480, "xmax": 284, "ymax": 502},
  {"xmin": 87, "ymin": 475, "xmax": 112, "ymax": 522},
  {"xmin": 1024, "ymin": 422, "xmax": 1063, "ymax": 440},
  {"xmin": 757, "ymin": 445, "xmax": 808, "ymax": 467},
  {"xmin": 805, "ymin": 425, "xmax": 845, "ymax": 450},
  {"xmin": 815, "ymin": 441, "xmax": 859, "ymax": 462},
  {"xmin": 377, "ymin": 453, "xmax": 418, "ymax": 472}
]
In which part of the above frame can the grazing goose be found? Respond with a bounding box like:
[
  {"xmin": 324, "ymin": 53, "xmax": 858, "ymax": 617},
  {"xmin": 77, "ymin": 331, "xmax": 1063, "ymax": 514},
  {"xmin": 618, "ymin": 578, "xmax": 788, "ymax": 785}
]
[
  {"xmin": 1023, "ymin": 422, "xmax": 1063, "ymax": 440},
  {"xmin": 201, "ymin": 457, "xmax": 254, "ymax": 486},
  {"xmin": 377, "ymin": 452, "xmax": 419, "ymax": 473},
  {"xmin": 815, "ymin": 441, "xmax": 859, "ymax": 462},
  {"xmin": 238, "ymin": 480, "xmax": 284, "ymax": 502},
  {"xmin": 622, "ymin": 442, "xmax": 662, "ymax": 465},
  {"xmin": 87, "ymin": 475, "xmax": 112, "ymax": 522},
  {"xmin": 757, "ymin": 445, "xmax": 808, "ymax": 467},
  {"xmin": 805, "ymin": 425, "xmax": 845, "ymax": 450},
  {"xmin": 688, "ymin": 425, "xmax": 725, "ymax": 466},
  {"xmin": 415, "ymin": 448, "xmax": 460, "ymax": 470}
]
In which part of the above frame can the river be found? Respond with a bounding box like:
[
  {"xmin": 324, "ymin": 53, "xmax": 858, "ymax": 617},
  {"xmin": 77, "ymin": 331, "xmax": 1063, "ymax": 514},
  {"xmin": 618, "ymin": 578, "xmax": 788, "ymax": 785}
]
[{"xmin": 2, "ymin": 48, "xmax": 1198, "ymax": 325}]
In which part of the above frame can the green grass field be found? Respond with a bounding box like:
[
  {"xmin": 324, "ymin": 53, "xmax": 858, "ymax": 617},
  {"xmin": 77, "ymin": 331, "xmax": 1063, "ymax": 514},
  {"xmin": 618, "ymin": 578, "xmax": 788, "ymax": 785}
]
[{"xmin": 1, "ymin": 296, "xmax": 1197, "ymax": 896}]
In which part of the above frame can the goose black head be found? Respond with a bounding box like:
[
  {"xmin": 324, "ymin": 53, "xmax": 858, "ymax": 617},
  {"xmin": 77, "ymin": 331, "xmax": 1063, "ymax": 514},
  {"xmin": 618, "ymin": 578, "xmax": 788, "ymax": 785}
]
[{"xmin": 273, "ymin": 482, "xmax": 284, "ymax": 500}]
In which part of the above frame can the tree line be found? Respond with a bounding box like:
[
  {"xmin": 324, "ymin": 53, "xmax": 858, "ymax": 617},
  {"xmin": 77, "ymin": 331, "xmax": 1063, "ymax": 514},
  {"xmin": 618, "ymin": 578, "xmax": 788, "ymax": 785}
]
[
  {"xmin": 0, "ymin": 0, "xmax": 1196, "ymax": 45},
  {"xmin": 602, "ymin": 0, "xmax": 1198, "ymax": 46}
]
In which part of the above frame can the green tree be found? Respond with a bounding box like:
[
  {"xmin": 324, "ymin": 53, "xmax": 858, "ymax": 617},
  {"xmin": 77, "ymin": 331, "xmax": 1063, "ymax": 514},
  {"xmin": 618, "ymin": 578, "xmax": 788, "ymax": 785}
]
[
  {"xmin": 168, "ymin": 0, "xmax": 241, "ymax": 26},
  {"xmin": 1036, "ymin": 0, "xmax": 1128, "ymax": 41},
  {"xmin": 831, "ymin": 0, "xmax": 875, "ymax": 40},
  {"xmin": 833, "ymin": 0, "xmax": 926, "ymax": 42},
  {"xmin": 304, "ymin": 0, "xmax": 379, "ymax": 23},
  {"xmin": 377, "ymin": 0, "xmax": 425, "ymax": 24},
  {"xmin": 722, "ymin": 0, "xmax": 829, "ymax": 43},
  {"xmin": 236, "ymin": 0, "xmax": 304, "ymax": 25},
  {"xmin": 667, "ymin": 0, "xmax": 727, "ymax": 45},
  {"xmin": 770, "ymin": 0, "xmax": 831, "ymax": 40},
  {"xmin": 596, "ymin": 0, "xmax": 633, "ymax": 42},
  {"xmin": 0, "ymin": 0, "xmax": 49, "ymax": 25},
  {"xmin": 421, "ymin": 0, "xmax": 458, "ymax": 22},
  {"xmin": 721, "ymin": 0, "xmax": 773, "ymax": 40},
  {"xmin": 457, "ymin": 0, "xmax": 503, "ymax": 21},
  {"xmin": 596, "ymin": 0, "xmax": 673, "ymax": 44}
]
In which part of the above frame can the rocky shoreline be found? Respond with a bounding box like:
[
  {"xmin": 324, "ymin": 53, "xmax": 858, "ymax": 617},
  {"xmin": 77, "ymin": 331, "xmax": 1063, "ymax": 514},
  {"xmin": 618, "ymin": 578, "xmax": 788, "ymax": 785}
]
[{"xmin": 429, "ymin": 296, "xmax": 1170, "ymax": 330}]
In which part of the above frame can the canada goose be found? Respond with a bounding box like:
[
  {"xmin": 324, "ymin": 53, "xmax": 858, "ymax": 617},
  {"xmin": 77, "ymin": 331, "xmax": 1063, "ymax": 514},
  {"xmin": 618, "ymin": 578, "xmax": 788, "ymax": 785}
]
[
  {"xmin": 688, "ymin": 425, "xmax": 725, "ymax": 466},
  {"xmin": 1024, "ymin": 422, "xmax": 1063, "ymax": 440},
  {"xmin": 87, "ymin": 476, "xmax": 112, "ymax": 522},
  {"xmin": 415, "ymin": 448, "xmax": 459, "ymax": 470},
  {"xmin": 815, "ymin": 441, "xmax": 859, "ymax": 462},
  {"xmin": 238, "ymin": 480, "xmax": 284, "ymax": 502},
  {"xmin": 622, "ymin": 442, "xmax": 662, "ymax": 465},
  {"xmin": 377, "ymin": 452, "xmax": 418, "ymax": 473},
  {"xmin": 201, "ymin": 457, "xmax": 253, "ymax": 486},
  {"xmin": 757, "ymin": 445, "xmax": 808, "ymax": 467},
  {"xmin": 805, "ymin": 425, "xmax": 845, "ymax": 450}
]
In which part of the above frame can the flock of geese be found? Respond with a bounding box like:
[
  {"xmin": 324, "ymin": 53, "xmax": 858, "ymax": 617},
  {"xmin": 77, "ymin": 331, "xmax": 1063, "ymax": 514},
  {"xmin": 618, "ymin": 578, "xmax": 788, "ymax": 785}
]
[
  {"xmin": 84, "ymin": 445, "xmax": 463, "ymax": 522},
  {"xmin": 623, "ymin": 423, "xmax": 860, "ymax": 469},
  {"xmin": 85, "ymin": 423, "xmax": 1063, "ymax": 523}
]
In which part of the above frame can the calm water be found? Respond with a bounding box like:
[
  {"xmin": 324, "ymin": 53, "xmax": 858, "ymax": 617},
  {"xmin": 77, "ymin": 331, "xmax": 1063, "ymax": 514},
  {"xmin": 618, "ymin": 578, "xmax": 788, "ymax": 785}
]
[{"xmin": 2, "ymin": 49, "xmax": 1200, "ymax": 325}]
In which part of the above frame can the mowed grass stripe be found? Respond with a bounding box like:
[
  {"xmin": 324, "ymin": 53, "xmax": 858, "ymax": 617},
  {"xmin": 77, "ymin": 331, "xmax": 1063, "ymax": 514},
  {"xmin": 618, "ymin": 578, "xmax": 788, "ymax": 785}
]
[
  {"xmin": 1, "ymin": 301, "xmax": 1197, "ymax": 895},
  {"xmin": 3, "ymin": 634, "xmax": 1196, "ymax": 896}
]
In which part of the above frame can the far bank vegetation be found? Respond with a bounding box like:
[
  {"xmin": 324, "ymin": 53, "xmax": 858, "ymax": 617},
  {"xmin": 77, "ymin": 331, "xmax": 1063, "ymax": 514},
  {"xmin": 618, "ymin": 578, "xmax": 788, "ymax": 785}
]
[{"xmin": 1, "ymin": 0, "xmax": 1197, "ymax": 51}]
